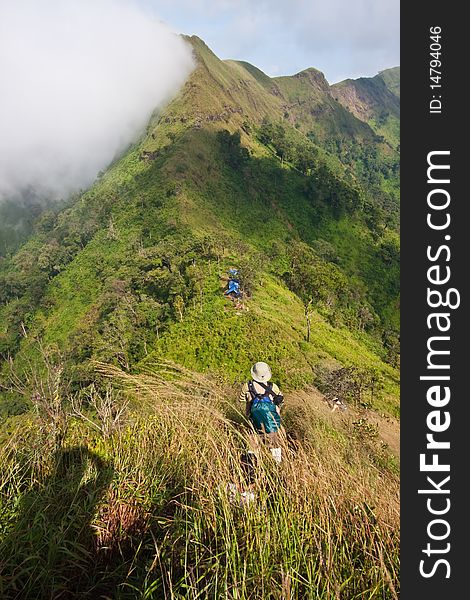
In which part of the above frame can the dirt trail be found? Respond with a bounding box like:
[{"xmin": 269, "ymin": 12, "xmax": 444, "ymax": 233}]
[{"xmin": 287, "ymin": 386, "xmax": 400, "ymax": 458}]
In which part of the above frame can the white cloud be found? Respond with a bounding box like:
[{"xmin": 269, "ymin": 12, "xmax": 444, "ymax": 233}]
[
  {"xmin": 0, "ymin": 0, "xmax": 194, "ymax": 201},
  {"xmin": 148, "ymin": 0, "xmax": 399, "ymax": 81}
]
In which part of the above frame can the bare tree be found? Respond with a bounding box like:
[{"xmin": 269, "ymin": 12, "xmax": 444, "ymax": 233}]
[
  {"xmin": 173, "ymin": 295, "xmax": 185, "ymax": 322},
  {"xmin": 3, "ymin": 341, "xmax": 71, "ymax": 446},
  {"xmin": 304, "ymin": 299, "xmax": 314, "ymax": 342},
  {"xmin": 71, "ymin": 384, "xmax": 129, "ymax": 439}
]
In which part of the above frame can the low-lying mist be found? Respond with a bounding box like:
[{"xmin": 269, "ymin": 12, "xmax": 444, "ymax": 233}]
[{"xmin": 0, "ymin": 0, "xmax": 194, "ymax": 204}]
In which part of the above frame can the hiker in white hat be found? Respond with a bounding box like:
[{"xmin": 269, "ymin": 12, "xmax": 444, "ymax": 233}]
[{"xmin": 239, "ymin": 362, "xmax": 284, "ymax": 463}]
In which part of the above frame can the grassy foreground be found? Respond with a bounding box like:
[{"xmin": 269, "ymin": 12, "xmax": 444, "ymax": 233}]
[{"xmin": 0, "ymin": 364, "xmax": 399, "ymax": 599}]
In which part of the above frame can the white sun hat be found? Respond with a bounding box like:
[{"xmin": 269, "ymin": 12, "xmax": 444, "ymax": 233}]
[{"xmin": 250, "ymin": 361, "xmax": 272, "ymax": 383}]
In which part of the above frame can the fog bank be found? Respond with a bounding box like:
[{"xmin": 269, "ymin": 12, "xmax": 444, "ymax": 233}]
[{"xmin": 0, "ymin": 0, "xmax": 194, "ymax": 201}]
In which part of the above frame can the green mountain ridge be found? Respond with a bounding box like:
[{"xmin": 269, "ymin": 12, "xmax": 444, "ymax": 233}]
[
  {"xmin": 0, "ymin": 36, "xmax": 400, "ymax": 418},
  {"xmin": 378, "ymin": 66, "xmax": 401, "ymax": 98},
  {"xmin": 331, "ymin": 67, "xmax": 400, "ymax": 148}
]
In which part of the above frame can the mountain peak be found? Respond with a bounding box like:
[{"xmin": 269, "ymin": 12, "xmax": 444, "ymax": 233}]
[
  {"xmin": 331, "ymin": 67, "xmax": 400, "ymax": 146},
  {"xmin": 292, "ymin": 67, "xmax": 330, "ymax": 91},
  {"xmin": 377, "ymin": 66, "xmax": 400, "ymax": 98}
]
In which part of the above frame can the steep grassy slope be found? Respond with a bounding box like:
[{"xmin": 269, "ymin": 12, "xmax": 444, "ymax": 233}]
[
  {"xmin": 0, "ymin": 367, "xmax": 399, "ymax": 599},
  {"xmin": 0, "ymin": 37, "xmax": 399, "ymax": 420},
  {"xmin": 331, "ymin": 68, "xmax": 400, "ymax": 149},
  {"xmin": 379, "ymin": 66, "xmax": 400, "ymax": 98}
]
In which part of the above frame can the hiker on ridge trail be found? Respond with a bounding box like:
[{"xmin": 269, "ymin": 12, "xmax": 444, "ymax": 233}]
[
  {"xmin": 224, "ymin": 268, "xmax": 242, "ymax": 299},
  {"xmin": 239, "ymin": 362, "xmax": 284, "ymax": 463}
]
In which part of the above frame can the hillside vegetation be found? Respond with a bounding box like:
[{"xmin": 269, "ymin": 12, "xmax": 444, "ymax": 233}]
[
  {"xmin": 0, "ymin": 36, "xmax": 399, "ymax": 598},
  {"xmin": 0, "ymin": 364, "xmax": 399, "ymax": 599},
  {"xmin": 332, "ymin": 67, "xmax": 400, "ymax": 149}
]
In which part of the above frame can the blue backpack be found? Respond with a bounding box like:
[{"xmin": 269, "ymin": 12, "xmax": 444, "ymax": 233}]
[
  {"xmin": 248, "ymin": 381, "xmax": 273, "ymax": 404},
  {"xmin": 247, "ymin": 381, "xmax": 282, "ymax": 434},
  {"xmin": 225, "ymin": 279, "xmax": 241, "ymax": 296}
]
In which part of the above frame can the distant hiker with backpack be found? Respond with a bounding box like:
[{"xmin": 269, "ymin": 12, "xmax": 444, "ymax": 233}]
[
  {"xmin": 224, "ymin": 268, "xmax": 242, "ymax": 299},
  {"xmin": 239, "ymin": 362, "xmax": 284, "ymax": 463}
]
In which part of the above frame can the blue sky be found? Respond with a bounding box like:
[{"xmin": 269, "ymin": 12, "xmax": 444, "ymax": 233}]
[{"xmin": 140, "ymin": 0, "xmax": 399, "ymax": 83}]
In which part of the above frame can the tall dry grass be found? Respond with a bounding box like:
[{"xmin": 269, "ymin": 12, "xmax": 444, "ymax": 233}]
[{"xmin": 0, "ymin": 362, "xmax": 399, "ymax": 599}]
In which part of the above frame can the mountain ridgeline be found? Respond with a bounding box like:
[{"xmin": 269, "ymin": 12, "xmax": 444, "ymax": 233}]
[
  {"xmin": 331, "ymin": 67, "xmax": 400, "ymax": 148},
  {"xmin": 0, "ymin": 37, "xmax": 400, "ymax": 417}
]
